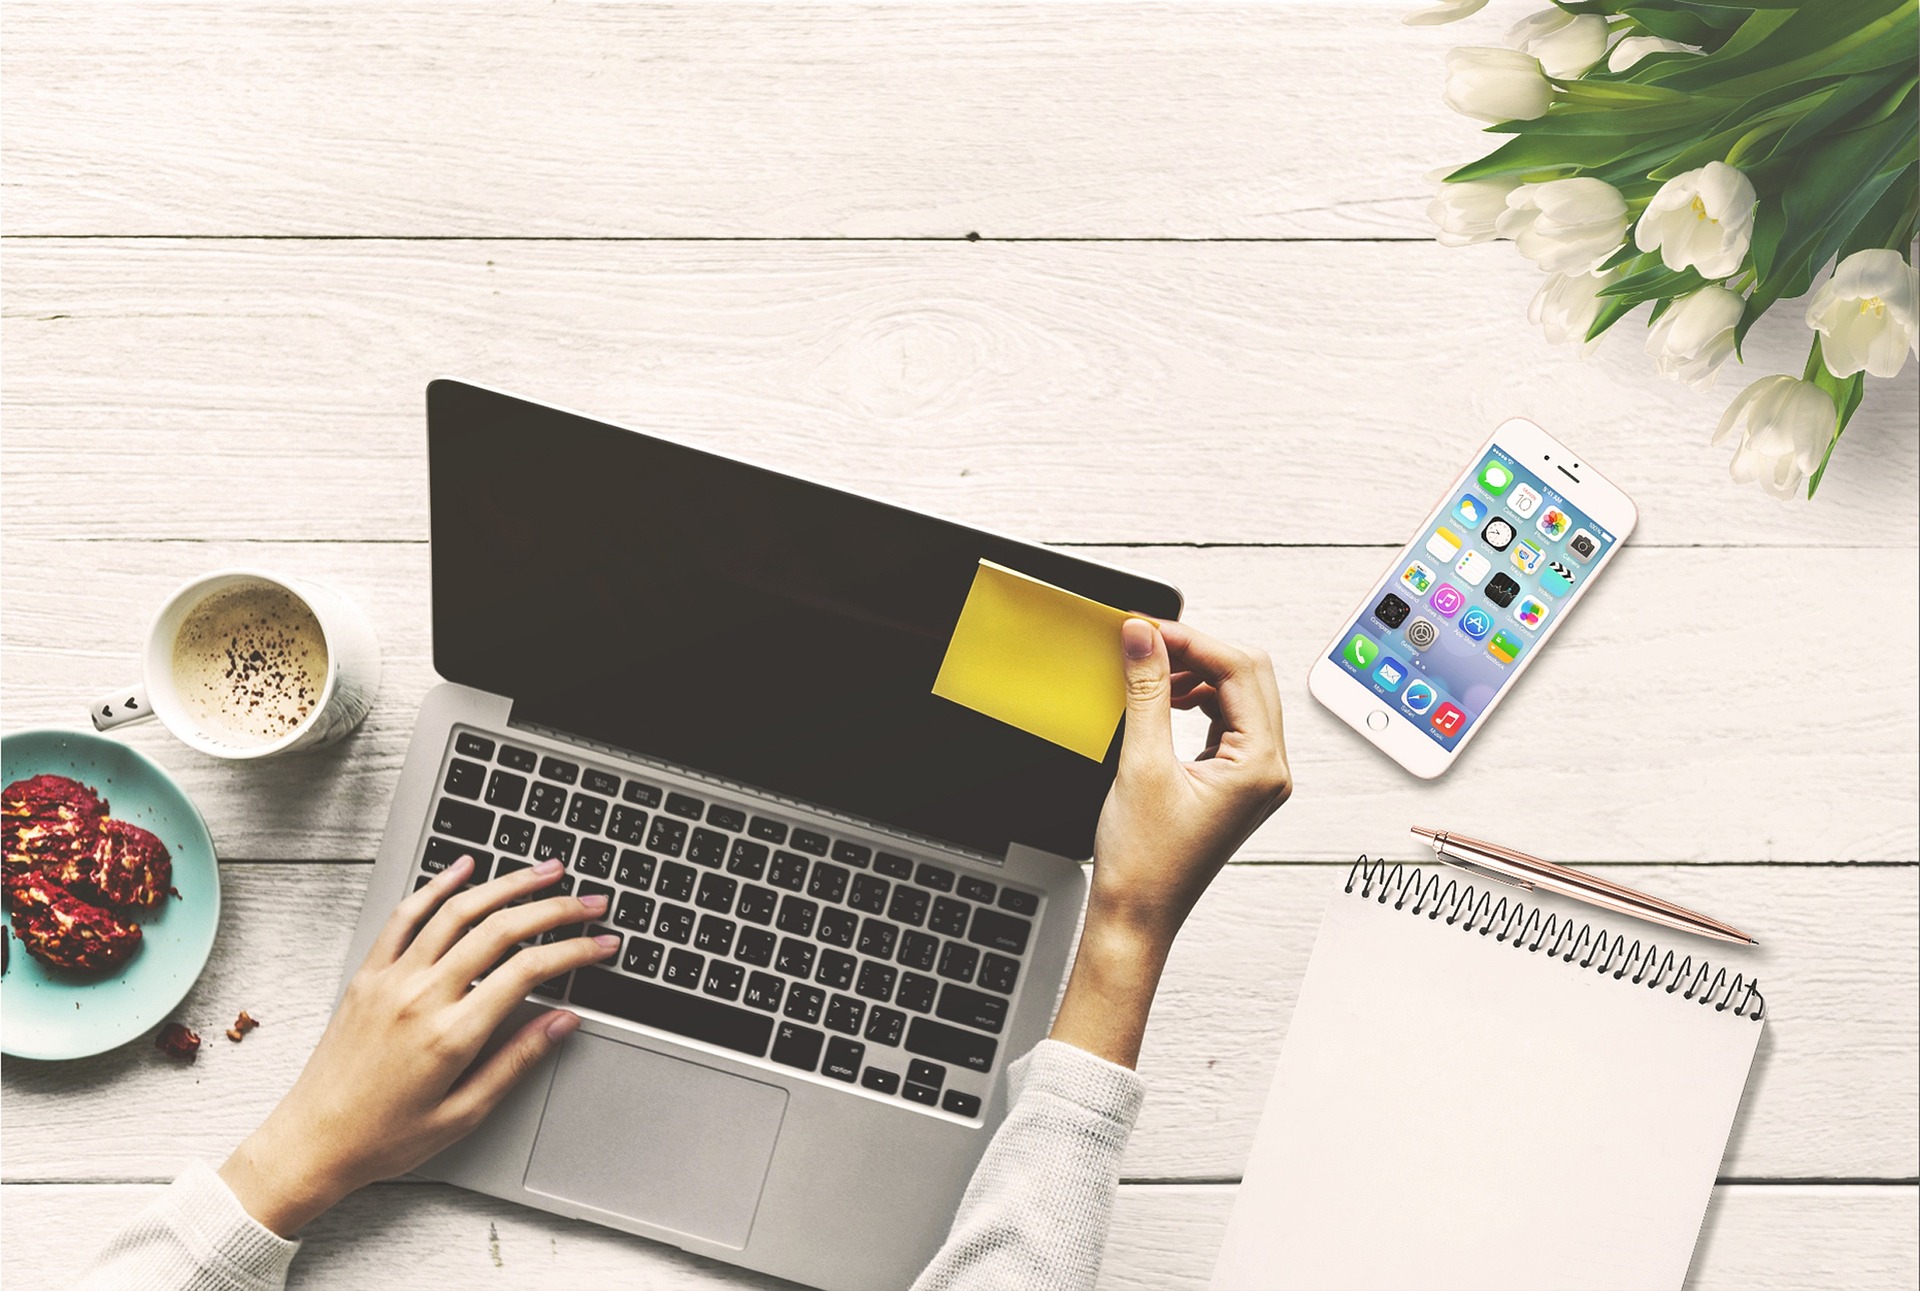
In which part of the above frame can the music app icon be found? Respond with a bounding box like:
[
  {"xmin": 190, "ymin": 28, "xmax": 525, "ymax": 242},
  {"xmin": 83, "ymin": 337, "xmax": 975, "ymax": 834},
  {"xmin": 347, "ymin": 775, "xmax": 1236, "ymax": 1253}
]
[{"xmin": 1430, "ymin": 702, "xmax": 1466, "ymax": 737}]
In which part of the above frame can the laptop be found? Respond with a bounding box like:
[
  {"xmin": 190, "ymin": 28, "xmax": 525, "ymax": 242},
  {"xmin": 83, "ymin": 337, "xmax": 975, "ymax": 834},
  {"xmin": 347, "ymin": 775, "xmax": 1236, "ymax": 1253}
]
[{"xmin": 342, "ymin": 380, "xmax": 1184, "ymax": 1291}]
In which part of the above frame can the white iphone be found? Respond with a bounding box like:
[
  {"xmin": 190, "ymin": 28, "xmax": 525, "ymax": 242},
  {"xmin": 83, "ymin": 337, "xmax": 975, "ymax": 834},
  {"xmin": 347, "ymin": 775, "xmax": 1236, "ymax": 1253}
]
[{"xmin": 1309, "ymin": 417, "xmax": 1637, "ymax": 778}]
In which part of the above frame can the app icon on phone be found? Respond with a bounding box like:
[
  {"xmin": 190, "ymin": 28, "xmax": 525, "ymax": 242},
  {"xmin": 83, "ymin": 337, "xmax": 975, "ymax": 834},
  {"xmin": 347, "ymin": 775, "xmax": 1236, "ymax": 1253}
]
[
  {"xmin": 1508, "ymin": 484, "xmax": 1541, "ymax": 518},
  {"xmin": 1454, "ymin": 495, "xmax": 1488, "ymax": 527},
  {"xmin": 1477, "ymin": 460, "xmax": 1515, "ymax": 496},
  {"xmin": 1459, "ymin": 606, "xmax": 1494, "ymax": 640},
  {"xmin": 1536, "ymin": 506, "xmax": 1571, "ymax": 541},
  {"xmin": 1373, "ymin": 592, "xmax": 1411, "ymax": 628},
  {"xmin": 1374, "ymin": 656, "xmax": 1406, "ymax": 692},
  {"xmin": 1400, "ymin": 561, "xmax": 1437, "ymax": 596},
  {"xmin": 1342, "ymin": 632, "xmax": 1380, "ymax": 669},
  {"xmin": 1425, "ymin": 527, "xmax": 1463, "ymax": 563},
  {"xmin": 1430, "ymin": 702, "xmax": 1465, "ymax": 736},
  {"xmin": 1484, "ymin": 572, "xmax": 1521, "ymax": 607},
  {"xmin": 1540, "ymin": 561, "xmax": 1575, "ymax": 597},
  {"xmin": 1482, "ymin": 517, "xmax": 1515, "ymax": 551},
  {"xmin": 1402, "ymin": 681, "xmax": 1437, "ymax": 715},
  {"xmin": 1405, "ymin": 617, "xmax": 1439, "ymax": 650},
  {"xmin": 1487, "ymin": 630, "xmax": 1523, "ymax": 664},
  {"xmin": 1515, "ymin": 597, "xmax": 1549, "ymax": 631},
  {"xmin": 1429, "ymin": 584, "xmax": 1465, "ymax": 617},
  {"xmin": 1454, "ymin": 550, "xmax": 1491, "ymax": 586},
  {"xmin": 1511, "ymin": 540, "xmax": 1544, "ymax": 574},
  {"xmin": 1567, "ymin": 527, "xmax": 1601, "ymax": 562}
]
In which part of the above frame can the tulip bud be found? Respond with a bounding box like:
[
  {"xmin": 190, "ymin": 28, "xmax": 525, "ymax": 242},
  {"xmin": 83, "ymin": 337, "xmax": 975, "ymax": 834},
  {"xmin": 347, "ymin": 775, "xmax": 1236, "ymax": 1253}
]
[
  {"xmin": 1404, "ymin": 0, "xmax": 1489, "ymax": 26},
  {"xmin": 1428, "ymin": 179, "xmax": 1518, "ymax": 247},
  {"xmin": 1530, "ymin": 271, "xmax": 1619, "ymax": 352},
  {"xmin": 1711, "ymin": 375, "xmax": 1838, "ymax": 499},
  {"xmin": 1497, "ymin": 178, "xmax": 1629, "ymax": 275},
  {"xmin": 1646, "ymin": 286, "xmax": 1745, "ymax": 387},
  {"xmin": 1443, "ymin": 47, "xmax": 1553, "ymax": 124},
  {"xmin": 1608, "ymin": 35, "xmax": 1699, "ymax": 73},
  {"xmin": 1506, "ymin": 9, "xmax": 1609, "ymax": 79}
]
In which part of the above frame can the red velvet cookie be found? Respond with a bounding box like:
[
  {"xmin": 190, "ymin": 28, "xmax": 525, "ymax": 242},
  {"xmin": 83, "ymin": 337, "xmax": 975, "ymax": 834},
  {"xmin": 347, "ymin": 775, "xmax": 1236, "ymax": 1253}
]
[
  {"xmin": 7, "ymin": 871, "xmax": 143, "ymax": 973},
  {"xmin": 2, "ymin": 774, "xmax": 108, "ymax": 880},
  {"xmin": 86, "ymin": 818, "xmax": 176, "ymax": 910}
]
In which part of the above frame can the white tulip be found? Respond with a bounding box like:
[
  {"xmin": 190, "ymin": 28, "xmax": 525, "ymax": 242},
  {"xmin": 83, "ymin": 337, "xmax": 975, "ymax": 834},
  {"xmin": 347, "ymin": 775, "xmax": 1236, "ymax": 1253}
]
[
  {"xmin": 1444, "ymin": 47, "xmax": 1553, "ymax": 123},
  {"xmin": 1405, "ymin": 0, "xmax": 1488, "ymax": 26},
  {"xmin": 1634, "ymin": 161, "xmax": 1758, "ymax": 280},
  {"xmin": 1711, "ymin": 374, "xmax": 1837, "ymax": 499},
  {"xmin": 1530, "ymin": 270, "xmax": 1619, "ymax": 351},
  {"xmin": 1805, "ymin": 248, "xmax": 1919, "ymax": 379},
  {"xmin": 1506, "ymin": 9, "xmax": 1610, "ymax": 79},
  {"xmin": 1645, "ymin": 285, "xmax": 1745, "ymax": 386},
  {"xmin": 1497, "ymin": 178, "xmax": 1629, "ymax": 274},
  {"xmin": 1608, "ymin": 35, "xmax": 1700, "ymax": 72},
  {"xmin": 1429, "ymin": 178, "xmax": 1517, "ymax": 247}
]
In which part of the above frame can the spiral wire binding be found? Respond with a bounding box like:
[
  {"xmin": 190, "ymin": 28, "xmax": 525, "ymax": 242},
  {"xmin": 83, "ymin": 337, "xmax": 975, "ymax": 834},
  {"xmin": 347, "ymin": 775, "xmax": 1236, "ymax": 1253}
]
[{"xmin": 1344, "ymin": 856, "xmax": 1765, "ymax": 1020}]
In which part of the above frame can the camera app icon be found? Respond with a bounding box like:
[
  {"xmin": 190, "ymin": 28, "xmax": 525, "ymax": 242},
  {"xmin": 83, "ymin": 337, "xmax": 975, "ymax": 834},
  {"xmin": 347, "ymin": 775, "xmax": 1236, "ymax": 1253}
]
[{"xmin": 1568, "ymin": 528, "xmax": 1600, "ymax": 562}]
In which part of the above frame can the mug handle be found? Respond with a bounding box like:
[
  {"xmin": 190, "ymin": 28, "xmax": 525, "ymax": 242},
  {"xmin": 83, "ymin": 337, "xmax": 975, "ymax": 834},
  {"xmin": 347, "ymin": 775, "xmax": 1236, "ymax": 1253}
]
[{"xmin": 90, "ymin": 684, "xmax": 156, "ymax": 732}]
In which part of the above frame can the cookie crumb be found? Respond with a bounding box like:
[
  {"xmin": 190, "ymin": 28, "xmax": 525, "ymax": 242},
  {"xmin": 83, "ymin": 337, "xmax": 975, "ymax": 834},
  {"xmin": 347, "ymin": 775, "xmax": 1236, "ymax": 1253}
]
[
  {"xmin": 156, "ymin": 1022, "xmax": 201, "ymax": 1061},
  {"xmin": 226, "ymin": 1011, "xmax": 260, "ymax": 1042}
]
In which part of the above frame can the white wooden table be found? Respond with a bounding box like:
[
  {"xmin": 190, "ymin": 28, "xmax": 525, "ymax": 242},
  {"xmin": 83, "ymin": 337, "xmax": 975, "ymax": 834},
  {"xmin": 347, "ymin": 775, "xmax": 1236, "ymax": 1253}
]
[{"xmin": 4, "ymin": 5, "xmax": 1916, "ymax": 1287}]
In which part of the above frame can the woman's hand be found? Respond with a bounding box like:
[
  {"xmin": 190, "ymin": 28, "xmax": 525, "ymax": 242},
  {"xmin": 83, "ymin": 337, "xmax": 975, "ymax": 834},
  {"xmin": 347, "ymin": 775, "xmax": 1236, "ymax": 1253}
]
[
  {"xmin": 1049, "ymin": 618, "xmax": 1292, "ymax": 1067},
  {"xmin": 218, "ymin": 858, "xmax": 616, "ymax": 1236}
]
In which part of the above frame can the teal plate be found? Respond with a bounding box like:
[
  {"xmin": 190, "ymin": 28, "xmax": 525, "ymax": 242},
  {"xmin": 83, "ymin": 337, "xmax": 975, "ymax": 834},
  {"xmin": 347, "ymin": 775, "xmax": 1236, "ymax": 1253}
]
[{"xmin": 2, "ymin": 728, "xmax": 220, "ymax": 1060}]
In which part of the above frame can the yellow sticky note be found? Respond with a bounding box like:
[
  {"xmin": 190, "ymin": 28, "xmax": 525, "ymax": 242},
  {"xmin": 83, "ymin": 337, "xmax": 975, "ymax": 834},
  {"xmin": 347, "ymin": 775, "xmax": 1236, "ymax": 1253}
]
[{"xmin": 932, "ymin": 559, "xmax": 1132, "ymax": 761}]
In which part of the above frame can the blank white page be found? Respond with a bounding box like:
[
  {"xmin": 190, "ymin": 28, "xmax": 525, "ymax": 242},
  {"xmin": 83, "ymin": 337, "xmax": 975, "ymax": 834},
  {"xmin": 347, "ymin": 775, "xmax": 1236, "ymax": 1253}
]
[{"xmin": 1211, "ymin": 871, "xmax": 1763, "ymax": 1291}]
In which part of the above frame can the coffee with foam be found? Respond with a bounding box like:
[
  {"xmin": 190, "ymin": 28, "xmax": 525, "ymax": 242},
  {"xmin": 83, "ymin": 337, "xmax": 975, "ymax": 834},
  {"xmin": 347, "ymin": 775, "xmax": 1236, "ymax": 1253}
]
[{"xmin": 172, "ymin": 584, "xmax": 330, "ymax": 746}]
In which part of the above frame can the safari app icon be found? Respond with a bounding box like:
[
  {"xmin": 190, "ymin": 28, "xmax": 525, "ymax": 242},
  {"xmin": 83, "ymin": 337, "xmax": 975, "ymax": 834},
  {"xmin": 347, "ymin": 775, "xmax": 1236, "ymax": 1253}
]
[{"xmin": 1402, "ymin": 680, "xmax": 1437, "ymax": 715}]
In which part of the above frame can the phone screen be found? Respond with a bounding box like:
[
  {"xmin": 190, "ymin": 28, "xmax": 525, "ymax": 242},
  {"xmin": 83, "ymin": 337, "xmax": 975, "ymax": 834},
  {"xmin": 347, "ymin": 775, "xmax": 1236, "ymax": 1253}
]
[{"xmin": 1326, "ymin": 445, "xmax": 1619, "ymax": 749}]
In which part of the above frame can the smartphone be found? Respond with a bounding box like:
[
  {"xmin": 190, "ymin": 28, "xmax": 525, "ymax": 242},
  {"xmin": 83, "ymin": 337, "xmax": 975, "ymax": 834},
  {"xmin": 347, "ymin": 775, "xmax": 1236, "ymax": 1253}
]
[{"xmin": 1308, "ymin": 417, "xmax": 1636, "ymax": 779}]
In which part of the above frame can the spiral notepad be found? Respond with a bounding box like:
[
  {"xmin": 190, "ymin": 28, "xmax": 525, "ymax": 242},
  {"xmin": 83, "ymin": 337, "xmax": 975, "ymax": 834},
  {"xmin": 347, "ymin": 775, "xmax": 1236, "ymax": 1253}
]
[{"xmin": 1211, "ymin": 859, "xmax": 1765, "ymax": 1291}]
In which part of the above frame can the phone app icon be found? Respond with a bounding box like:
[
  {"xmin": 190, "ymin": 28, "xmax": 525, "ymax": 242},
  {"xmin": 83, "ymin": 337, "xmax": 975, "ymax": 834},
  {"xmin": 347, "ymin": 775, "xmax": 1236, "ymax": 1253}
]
[
  {"xmin": 1405, "ymin": 617, "xmax": 1439, "ymax": 650},
  {"xmin": 1477, "ymin": 460, "xmax": 1515, "ymax": 496},
  {"xmin": 1402, "ymin": 680, "xmax": 1437, "ymax": 715},
  {"xmin": 1568, "ymin": 528, "xmax": 1601, "ymax": 562},
  {"xmin": 1515, "ymin": 597, "xmax": 1549, "ymax": 631},
  {"xmin": 1482, "ymin": 517, "xmax": 1516, "ymax": 551},
  {"xmin": 1536, "ymin": 506, "xmax": 1571, "ymax": 541},
  {"xmin": 1430, "ymin": 702, "xmax": 1466, "ymax": 737},
  {"xmin": 1374, "ymin": 656, "xmax": 1407, "ymax": 692},
  {"xmin": 1342, "ymin": 633, "xmax": 1380, "ymax": 670},
  {"xmin": 1488, "ymin": 630, "xmax": 1523, "ymax": 665},
  {"xmin": 1400, "ymin": 561, "xmax": 1437, "ymax": 596},
  {"xmin": 1484, "ymin": 572, "xmax": 1521, "ymax": 607},
  {"xmin": 1429, "ymin": 584, "xmax": 1465, "ymax": 617},
  {"xmin": 1454, "ymin": 495, "xmax": 1488, "ymax": 527},
  {"xmin": 1373, "ymin": 593, "xmax": 1411, "ymax": 628},
  {"xmin": 1511, "ymin": 540, "xmax": 1544, "ymax": 575},
  {"xmin": 1454, "ymin": 550, "xmax": 1491, "ymax": 587},
  {"xmin": 1508, "ymin": 484, "xmax": 1541, "ymax": 518},
  {"xmin": 1459, "ymin": 606, "xmax": 1494, "ymax": 640},
  {"xmin": 1541, "ymin": 561, "xmax": 1575, "ymax": 597},
  {"xmin": 1425, "ymin": 527, "xmax": 1463, "ymax": 563}
]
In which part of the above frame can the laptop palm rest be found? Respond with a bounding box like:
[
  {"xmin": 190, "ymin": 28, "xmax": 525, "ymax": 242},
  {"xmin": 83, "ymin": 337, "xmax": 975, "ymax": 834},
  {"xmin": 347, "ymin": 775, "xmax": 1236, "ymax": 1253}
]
[{"xmin": 522, "ymin": 1033, "xmax": 788, "ymax": 1250}]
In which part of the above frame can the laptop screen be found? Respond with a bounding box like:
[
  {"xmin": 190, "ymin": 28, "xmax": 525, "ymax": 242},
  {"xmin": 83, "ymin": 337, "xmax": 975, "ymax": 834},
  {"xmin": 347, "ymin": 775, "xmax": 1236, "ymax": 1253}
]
[{"xmin": 427, "ymin": 381, "xmax": 1183, "ymax": 860}]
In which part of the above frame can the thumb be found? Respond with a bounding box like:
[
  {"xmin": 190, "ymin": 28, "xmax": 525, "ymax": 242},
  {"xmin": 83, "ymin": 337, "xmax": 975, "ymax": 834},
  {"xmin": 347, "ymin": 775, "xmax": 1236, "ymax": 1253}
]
[
  {"xmin": 442, "ymin": 1010, "xmax": 579, "ymax": 1131},
  {"xmin": 1118, "ymin": 618, "xmax": 1173, "ymax": 773}
]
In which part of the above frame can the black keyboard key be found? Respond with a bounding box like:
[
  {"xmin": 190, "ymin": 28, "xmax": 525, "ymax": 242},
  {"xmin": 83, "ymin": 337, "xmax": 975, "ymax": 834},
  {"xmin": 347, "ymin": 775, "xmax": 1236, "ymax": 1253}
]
[
  {"xmin": 906, "ymin": 1017, "xmax": 997, "ymax": 1072},
  {"xmin": 533, "ymin": 972, "xmax": 570, "ymax": 999},
  {"xmin": 707, "ymin": 804, "xmax": 748, "ymax": 832},
  {"xmin": 929, "ymin": 896, "xmax": 970, "ymax": 938},
  {"xmin": 977, "ymin": 952, "xmax": 1020, "ymax": 995},
  {"xmin": 957, "ymin": 876, "xmax": 997, "ymax": 904},
  {"xmin": 687, "ymin": 828, "xmax": 729, "ymax": 868},
  {"xmin": 856, "ymin": 961, "xmax": 897, "ymax": 1002},
  {"xmin": 616, "ymin": 849, "xmax": 656, "ymax": 890},
  {"xmin": 696, "ymin": 872, "xmax": 739, "ymax": 913},
  {"xmin": 646, "ymin": 816, "xmax": 688, "ymax": 857},
  {"xmin": 768, "ymin": 851, "xmax": 810, "ymax": 891},
  {"xmin": 735, "ymin": 926, "xmax": 777, "ymax": 968},
  {"xmin": 607, "ymin": 805, "xmax": 650, "ymax": 846},
  {"xmin": 623, "ymin": 937, "xmax": 664, "ymax": 977},
  {"xmin": 783, "ymin": 984, "xmax": 825, "ymax": 1024},
  {"xmin": 433, "ymin": 798, "xmax": 493, "ymax": 844},
  {"xmin": 661, "ymin": 947, "xmax": 704, "ymax": 988},
  {"xmin": 999, "ymin": 888, "xmax": 1040, "ymax": 916},
  {"xmin": 888, "ymin": 887, "xmax": 929, "ymax": 927},
  {"xmin": 936, "ymin": 983, "xmax": 1009, "ymax": 1034},
  {"xmin": 902, "ymin": 1082, "xmax": 940, "ymax": 1106},
  {"xmin": 727, "ymin": 839, "xmax": 769, "ymax": 880},
  {"xmin": 578, "ymin": 881, "xmax": 615, "ymax": 910},
  {"xmin": 874, "ymin": 852, "xmax": 914, "ymax": 880},
  {"xmin": 823, "ymin": 1036, "xmax": 864, "ymax": 1082},
  {"xmin": 570, "ymin": 967, "xmax": 771, "ymax": 1056},
  {"xmin": 655, "ymin": 904, "xmax": 695, "ymax": 944},
  {"xmin": 575, "ymin": 839, "xmax": 616, "ymax": 879},
  {"xmin": 443, "ymin": 758, "xmax": 486, "ymax": 799},
  {"xmin": 832, "ymin": 840, "xmax": 873, "ymax": 868},
  {"xmin": 499, "ymin": 744, "xmax": 538, "ymax": 772},
  {"xmin": 938, "ymin": 942, "xmax": 979, "ymax": 983},
  {"xmin": 744, "ymin": 970, "xmax": 783, "ymax": 1011},
  {"xmin": 817, "ymin": 907, "xmax": 859, "ymax": 949},
  {"xmin": 825, "ymin": 994, "xmax": 865, "ymax": 1036},
  {"xmin": 908, "ymin": 1058, "xmax": 947, "ymax": 1089},
  {"xmin": 485, "ymin": 769, "xmax": 527, "ymax": 812},
  {"xmin": 806, "ymin": 862, "xmax": 850, "ymax": 904},
  {"xmin": 968, "ymin": 907, "xmax": 1032, "ymax": 955},
  {"xmin": 655, "ymin": 861, "xmax": 696, "ymax": 903},
  {"xmin": 775, "ymin": 938, "xmax": 817, "ymax": 979},
  {"xmin": 916, "ymin": 863, "xmax": 955, "ymax": 893},
  {"xmin": 539, "ymin": 756, "xmax": 579, "ymax": 785},
  {"xmin": 942, "ymin": 1089, "xmax": 982, "ymax": 1117},
  {"xmin": 776, "ymin": 895, "xmax": 818, "ymax": 937},
  {"xmin": 736, "ymin": 884, "xmax": 778, "ymax": 925},
  {"xmin": 535, "ymin": 827, "xmax": 576, "ymax": 865},
  {"xmin": 897, "ymin": 930, "xmax": 939, "ymax": 971},
  {"xmin": 748, "ymin": 816, "xmax": 788, "ymax": 844},
  {"xmin": 665, "ymin": 792, "xmax": 705, "ymax": 820},
  {"xmin": 816, "ymin": 949, "xmax": 857, "ymax": 991},
  {"xmin": 526, "ymin": 782, "xmax": 567, "ymax": 823},
  {"xmin": 862, "ymin": 1067, "xmax": 900, "ymax": 1094},
  {"xmin": 622, "ymin": 779, "xmax": 662, "ymax": 808},
  {"xmin": 771, "ymin": 1021, "xmax": 824, "ymax": 1071},
  {"xmin": 864, "ymin": 1006, "xmax": 905, "ymax": 1046},
  {"xmin": 583, "ymin": 769, "xmax": 621, "ymax": 796},
  {"xmin": 615, "ymin": 893, "xmax": 655, "ymax": 932},
  {"xmin": 694, "ymin": 914, "xmax": 736, "ymax": 956},
  {"xmin": 897, "ymin": 972, "xmax": 938, "ymax": 1013},
  {"xmin": 423, "ymin": 837, "xmax": 490, "ymax": 876},
  {"xmin": 566, "ymin": 793, "xmax": 608, "ymax": 834},
  {"xmin": 456, "ymin": 732, "xmax": 495, "ymax": 760},
  {"xmin": 415, "ymin": 875, "xmax": 433, "ymax": 891},
  {"xmin": 791, "ymin": 828, "xmax": 830, "ymax": 856},
  {"xmin": 848, "ymin": 874, "xmax": 890, "ymax": 915},
  {"xmin": 496, "ymin": 858, "xmax": 531, "ymax": 879},
  {"xmin": 857, "ymin": 918, "xmax": 899, "ymax": 960},
  {"xmin": 703, "ymin": 960, "xmax": 745, "ymax": 1001}
]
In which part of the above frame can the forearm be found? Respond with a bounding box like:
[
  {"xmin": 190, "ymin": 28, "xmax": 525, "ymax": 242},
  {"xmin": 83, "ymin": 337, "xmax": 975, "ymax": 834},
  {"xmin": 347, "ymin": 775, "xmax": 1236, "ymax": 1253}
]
[{"xmin": 1045, "ymin": 910, "xmax": 1171, "ymax": 1069}]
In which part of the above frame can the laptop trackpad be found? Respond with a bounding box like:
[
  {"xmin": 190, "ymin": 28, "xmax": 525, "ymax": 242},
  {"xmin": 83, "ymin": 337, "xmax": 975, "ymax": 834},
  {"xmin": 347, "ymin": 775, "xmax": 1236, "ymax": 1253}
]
[{"xmin": 523, "ymin": 1033, "xmax": 788, "ymax": 1249}]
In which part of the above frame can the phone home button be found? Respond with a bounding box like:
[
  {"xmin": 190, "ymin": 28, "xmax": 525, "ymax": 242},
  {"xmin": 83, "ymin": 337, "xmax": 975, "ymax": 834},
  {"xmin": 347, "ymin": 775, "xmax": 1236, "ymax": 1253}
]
[{"xmin": 1366, "ymin": 710, "xmax": 1390, "ymax": 731}]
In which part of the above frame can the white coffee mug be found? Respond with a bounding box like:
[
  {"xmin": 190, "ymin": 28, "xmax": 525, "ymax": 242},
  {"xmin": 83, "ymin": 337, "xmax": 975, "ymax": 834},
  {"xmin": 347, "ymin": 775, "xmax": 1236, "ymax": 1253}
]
[{"xmin": 89, "ymin": 569, "xmax": 381, "ymax": 759}]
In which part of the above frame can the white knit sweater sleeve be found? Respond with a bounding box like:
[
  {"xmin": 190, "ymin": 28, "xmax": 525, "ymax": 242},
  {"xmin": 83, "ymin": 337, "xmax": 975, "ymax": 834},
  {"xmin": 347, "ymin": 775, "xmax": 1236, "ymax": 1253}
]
[
  {"xmin": 74, "ymin": 1160, "xmax": 300, "ymax": 1291},
  {"xmin": 911, "ymin": 1038, "xmax": 1146, "ymax": 1291}
]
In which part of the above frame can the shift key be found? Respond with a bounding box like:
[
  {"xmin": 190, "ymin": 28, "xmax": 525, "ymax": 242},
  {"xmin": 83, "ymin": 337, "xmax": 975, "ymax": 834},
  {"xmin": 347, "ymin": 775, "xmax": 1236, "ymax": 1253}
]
[{"xmin": 434, "ymin": 797, "xmax": 495, "ymax": 845}]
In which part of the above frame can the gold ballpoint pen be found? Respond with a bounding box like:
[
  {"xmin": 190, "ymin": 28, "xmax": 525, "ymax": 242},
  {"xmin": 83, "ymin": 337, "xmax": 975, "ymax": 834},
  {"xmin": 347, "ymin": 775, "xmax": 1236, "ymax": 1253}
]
[{"xmin": 1411, "ymin": 827, "xmax": 1758, "ymax": 947}]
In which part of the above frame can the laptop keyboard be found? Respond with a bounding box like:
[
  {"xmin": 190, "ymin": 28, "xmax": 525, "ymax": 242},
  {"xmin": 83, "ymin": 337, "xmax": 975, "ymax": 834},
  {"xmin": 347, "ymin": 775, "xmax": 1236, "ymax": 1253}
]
[{"xmin": 412, "ymin": 727, "xmax": 1044, "ymax": 1121}]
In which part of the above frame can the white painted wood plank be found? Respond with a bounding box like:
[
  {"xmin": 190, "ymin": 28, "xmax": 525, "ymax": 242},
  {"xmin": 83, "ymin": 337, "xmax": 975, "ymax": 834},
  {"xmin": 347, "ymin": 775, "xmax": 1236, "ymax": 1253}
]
[
  {"xmin": 0, "ymin": 3, "xmax": 1487, "ymax": 241},
  {"xmin": 3, "ymin": 864, "xmax": 1912, "ymax": 1182},
  {"xmin": 4, "ymin": 539, "xmax": 1912, "ymax": 864},
  {"xmin": 4, "ymin": 241, "xmax": 1913, "ymax": 548},
  {"xmin": 3, "ymin": 1181, "xmax": 1913, "ymax": 1290}
]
